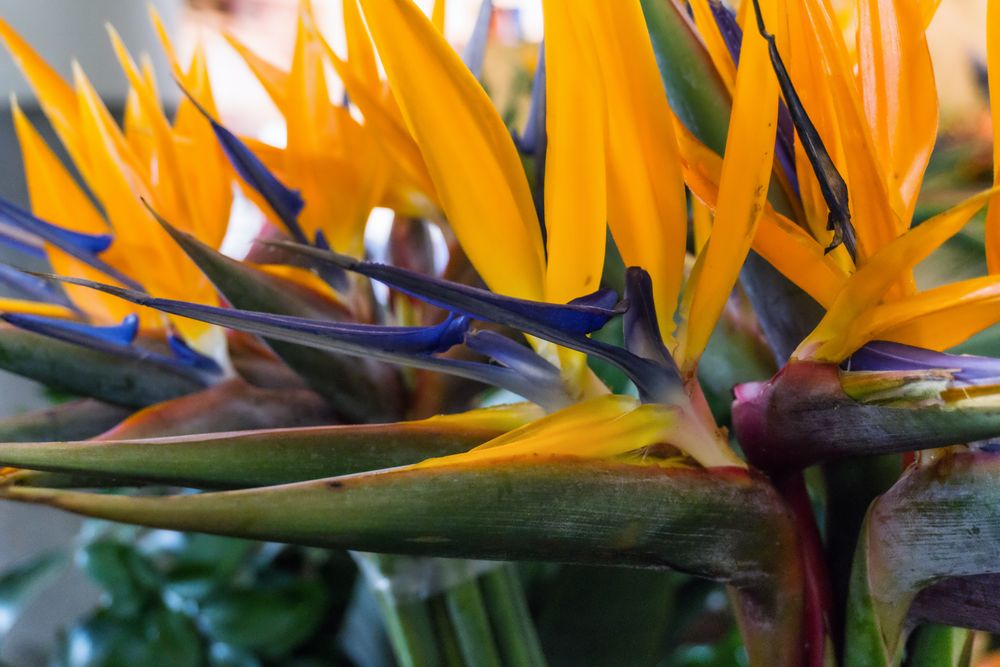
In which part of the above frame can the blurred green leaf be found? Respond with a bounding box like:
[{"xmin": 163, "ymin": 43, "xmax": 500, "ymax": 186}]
[
  {"xmin": 207, "ymin": 642, "xmax": 262, "ymax": 667},
  {"xmin": 906, "ymin": 624, "xmax": 972, "ymax": 667},
  {"xmin": 137, "ymin": 532, "xmax": 254, "ymax": 601},
  {"xmin": 199, "ymin": 580, "xmax": 328, "ymax": 658},
  {"xmin": 56, "ymin": 606, "xmax": 202, "ymax": 667},
  {"xmin": 77, "ymin": 541, "xmax": 159, "ymax": 617}
]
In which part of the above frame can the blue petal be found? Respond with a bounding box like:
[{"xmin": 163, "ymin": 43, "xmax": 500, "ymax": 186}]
[
  {"xmin": 623, "ymin": 267, "xmax": 682, "ymax": 382},
  {"xmin": 0, "ymin": 225, "xmax": 46, "ymax": 258},
  {"xmin": 455, "ymin": 330, "xmax": 571, "ymax": 409},
  {"xmin": 266, "ymin": 244, "xmax": 683, "ymax": 402},
  {"xmin": 846, "ymin": 341, "xmax": 1000, "ymax": 385},
  {"xmin": 0, "ymin": 198, "xmax": 141, "ymax": 290},
  {"xmin": 569, "ymin": 288, "xmax": 620, "ymax": 311},
  {"xmin": 463, "ymin": 329, "xmax": 562, "ymax": 385},
  {"xmin": 517, "ymin": 43, "xmax": 546, "ymax": 155},
  {"xmin": 9, "ymin": 313, "xmax": 139, "ymax": 346},
  {"xmin": 0, "ymin": 199, "xmax": 112, "ymax": 254},
  {"xmin": 461, "ymin": 0, "xmax": 493, "ymax": 79},
  {"xmin": 2, "ymin": 313, "xmax": 211, "ymax": 382},
  {"xmin": 45, "ymin": 275, "xmax": 470, "ymax": 358},
  {"xmin": 708, "ymin": 0, "xmax": 741, "ymax": 60},
  {"xmin": 44, "ymin": 274, "xmax": 584, "ymax": 408},
  {"xmin": 167, "ymin": 333, "xmax": 223, "ymax": 374},
  {"xmin": 270, "ymin": 245, "xmax": 624, "ymax": 336},
  {"xmin": 177, "ymin": 84, "xmax": 308, "ymax": 244}
]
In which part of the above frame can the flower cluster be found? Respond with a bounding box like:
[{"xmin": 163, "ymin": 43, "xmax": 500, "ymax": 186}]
[{"xmin": 0, "ymin": 0, "xmax": 997, "ymax": 664}]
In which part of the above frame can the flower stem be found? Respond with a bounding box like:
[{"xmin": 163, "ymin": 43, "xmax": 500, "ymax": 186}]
[
  {"xmin": 373, "ymin": 587, "xmax": 442, "ymax": 667},
  {"xmin": 444, "ymin": 577, "xmax": 503, "ymax": 667},
  {"xmin": 776, "ymin": 472, "xmax": 833, "ymax": 667},
  {"xmin": 480, "ymin": 565, "xmax": 549, "ymax": 666},
  {"xmin": 430, "ymin": 595, "xmax": 466, "ymax": 667}
]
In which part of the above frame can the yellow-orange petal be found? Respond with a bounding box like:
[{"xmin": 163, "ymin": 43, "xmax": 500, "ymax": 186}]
[
  {"xmin": 541, "ymin": 0, "xmax": 606, "ymax": 304},
  {"xmin": 795, "ymin": 187, "xmax": 1000, "ymax": 362},
  {"xmin": 357, "ymin": 0, "xmax": 545, "ymax": 300},
  {"xmin": 679, "ymin": 0, "xmax": 781, "ymax": 368}
]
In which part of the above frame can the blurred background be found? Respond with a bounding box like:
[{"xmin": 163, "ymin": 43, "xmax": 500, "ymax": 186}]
[{"xmin": 0, "ymin": 0, "xmax": 993, "ymax": 664}]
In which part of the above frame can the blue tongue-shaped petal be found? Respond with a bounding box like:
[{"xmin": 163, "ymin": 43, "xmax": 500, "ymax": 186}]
[
  {"xmin": 0, "ymin": 198, "xmax": 141, "ymax": 290},
  {"xmin": 20, "ymin": 313, "xmax": 140, "ymax": 346},
  {"xmin": 846, "ymin": 341, "xmax": 1000, "ymax": 385},
  {"xmin": 623, "ymin": 267, "xmax": 682, "ymax": 382},
  {"xmin": 0, "ymin": 199, "xmax": 112, "ymax": 254},
  {"xmin": 268, "ymin": 243, "xmax": 624, "ymax": 335},
  {"xmin": 166, "ymin": 333, "xmax": 223, "ymax": 374},
  {"xmin": 35, "ymin": 274, "xmax": 579, "ymax": 409},
  {"xmin": 1, "ymin": 313, "xmax": 216, "ymax": 381},
  {"xmin": 266, "ymin": 243, "xmax": 682, "ymax": 402},
  {"xmin": 176, "ymin": 83, "xmax": 308, "ymax": 245}
]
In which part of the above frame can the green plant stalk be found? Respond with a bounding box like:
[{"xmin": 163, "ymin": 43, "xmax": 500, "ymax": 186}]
[
  {"xmin": 355, "ymin": 553, "xmax": 442, "ymax": 667},
  {"xmin": 381, "ymin": 595, "xmax": 442, "ymax": 667},
  {"xmin": 444, "ymin": 577, "xmax": 502, "ymax": 667},
  {"xmin": 431, "ymin": 595, "xmax": 465, "ymax": 667},
  {"xmin": 481, "ymin": 565, "xmax": 548, "ymax": 667},
  {"xmin": 906, "ymin": 625, "xmax": 972, "ymax": 667}
]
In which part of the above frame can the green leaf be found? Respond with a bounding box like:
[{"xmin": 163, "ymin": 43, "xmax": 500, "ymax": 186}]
[
  {"xmin": 78, "ymin": 540, "xmax": 160, "ymax": 616},
  {"xmin": 0, "ymin": 409, "xmax": 519, "ymax": 488},
  {"xmin": 845, "ymin": 450, "xmax": 1000, "ymax": 664},
  {"xmin": 199, "ymin": 580, "xmax": 328, "ymax": 658},
  {"xmin": 0, "ymin": 326, "xmax": 205, "ymax": 407},
  {"xmin": 160, "ymin": 221, "xmax": 404, "ymax": 422},
  {"xmin": 56, "ymin": 606, "xmax": 202, "ymax": 667},
  {"xmin": 0, "ymin": 457, "xmax": 804, "ymax": 667},
  {"xmin": 698, "ymin": 292, "xmax": 776, "ymax": 426},
  {"xmin": 138, "ymin": 532, "xmax": 254, "ymax": 601}
]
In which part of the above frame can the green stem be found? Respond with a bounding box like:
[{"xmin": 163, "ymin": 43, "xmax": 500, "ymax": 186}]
[
  {"xmin": 354, "ymin": 552, "xmax": 441, "ymax": 667},
  {"xmin": 431, "ymin": 595, "xmax": 466, "ymax": 667},
  {"xmin": 444, "ymin": 577, "xmax": 503, "ymax": 667},
  {"xmin": 906, "ymin": 624, "xmax": 973, "ymax": 667},
  {"xmin": 480, "ymin": 565, "xmax": 548, "ymax": 667},
  {"xmin": 373, "ymin": 588, "xmax": 441, "ymax": 667}
]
